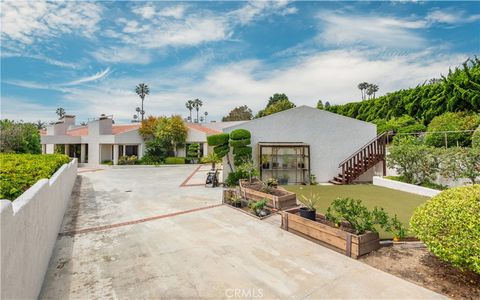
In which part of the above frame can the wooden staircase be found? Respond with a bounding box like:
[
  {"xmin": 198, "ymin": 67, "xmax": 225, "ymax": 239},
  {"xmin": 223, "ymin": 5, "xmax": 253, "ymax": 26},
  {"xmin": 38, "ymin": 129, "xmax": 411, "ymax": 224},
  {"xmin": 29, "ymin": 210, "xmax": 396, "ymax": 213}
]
[{"xmin": 329, "ymin": 133, "xmax": 387, "ymax": 185}]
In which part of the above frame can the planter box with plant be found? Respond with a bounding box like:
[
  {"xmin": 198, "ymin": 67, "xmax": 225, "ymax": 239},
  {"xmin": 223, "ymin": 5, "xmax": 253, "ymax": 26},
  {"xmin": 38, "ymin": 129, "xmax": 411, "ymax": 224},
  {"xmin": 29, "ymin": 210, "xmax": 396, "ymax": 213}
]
[
  {"xmin": 282, "ymin": 197, "xmax": 407, "ymax": 258},
  {"xmin": 223, "ymin": 189, "xmax": 273, "ymax": 219},
  {"xmin": 239, "ymin": 179, "xmax": 297, "ymax": 210}
]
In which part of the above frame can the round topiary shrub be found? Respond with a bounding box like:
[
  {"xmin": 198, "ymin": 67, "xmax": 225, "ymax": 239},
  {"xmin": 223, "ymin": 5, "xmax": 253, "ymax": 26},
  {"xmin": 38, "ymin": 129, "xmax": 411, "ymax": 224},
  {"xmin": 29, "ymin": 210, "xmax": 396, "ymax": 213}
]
[
  {"xmin": 229, "ymin": 129, "xmax": 251, "ymax": 140},
  {"xmin": 207, "ymin": 133, "xmax": 230, "ymax": 146},
  {"xmin": 410, "ymin": 185, "xmax": 480, "ymax": 274}
]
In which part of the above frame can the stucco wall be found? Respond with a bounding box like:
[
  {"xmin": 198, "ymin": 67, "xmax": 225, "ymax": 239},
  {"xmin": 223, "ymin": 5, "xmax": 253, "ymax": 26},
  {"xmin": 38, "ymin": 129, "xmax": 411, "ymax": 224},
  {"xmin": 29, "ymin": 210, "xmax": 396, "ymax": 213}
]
[
  {"xmin": 223, "ymin": 106, "xmax": 377, "ymax": 183},
  {"xmin": 0, "ymin": 159, "xmax": 78, "ymax": 299},
  {"xmin": 373, "ymin": 176, "xmax": 440, "ymax": 197}
]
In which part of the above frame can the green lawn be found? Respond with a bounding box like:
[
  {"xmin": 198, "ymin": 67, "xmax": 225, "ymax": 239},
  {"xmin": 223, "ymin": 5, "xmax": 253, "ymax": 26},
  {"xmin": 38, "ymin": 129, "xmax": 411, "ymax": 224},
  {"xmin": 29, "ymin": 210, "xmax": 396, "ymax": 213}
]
[{"xmin": 283, "ymin": 184, "xmax": 430, "ymax": 239}]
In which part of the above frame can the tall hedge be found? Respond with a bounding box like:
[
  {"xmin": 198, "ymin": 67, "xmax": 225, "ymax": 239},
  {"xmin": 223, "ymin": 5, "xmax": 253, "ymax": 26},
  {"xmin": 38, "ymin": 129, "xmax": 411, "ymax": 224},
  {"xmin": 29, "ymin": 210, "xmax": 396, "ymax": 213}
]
[
  {"xmin": 424, "ymin": 112, "xmax": 480, "ymax": 147},
  {"xmin": 410, "ymin": 185, "xmax": 480, "ymax": 274}
]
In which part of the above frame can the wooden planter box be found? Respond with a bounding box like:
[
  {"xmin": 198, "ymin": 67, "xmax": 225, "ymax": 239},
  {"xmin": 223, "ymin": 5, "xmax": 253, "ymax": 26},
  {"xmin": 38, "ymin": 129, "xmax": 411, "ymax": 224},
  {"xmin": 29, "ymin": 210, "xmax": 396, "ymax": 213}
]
[
  {"xmin": 239, "ymin": 179, "xmax": 297, "ymax": 210},
  {"xmin": 281, "ymin": 208, "xmax": 380, "ymax": 258}
]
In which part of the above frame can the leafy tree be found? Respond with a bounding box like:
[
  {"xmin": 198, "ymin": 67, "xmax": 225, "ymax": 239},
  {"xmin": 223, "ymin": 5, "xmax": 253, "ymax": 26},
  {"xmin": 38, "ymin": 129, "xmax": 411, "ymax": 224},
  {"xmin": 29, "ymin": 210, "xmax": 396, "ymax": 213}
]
[
  {"xmin": 325, "ymin": 101, "xmax": 331, "ymax": 109},
  {"xmin": 267, "ymin": 93, "xmax": 289, "ymax": 107},
  {"xmin": 135, "ymin": 83, "xmax": 150, "ymax": 121},
  {"xmin": 262, "ymin": 99, "xmax": 295, "ymax": 116},
  {"xmin": 56, "ymin": 107, "xmax": 65, "ymax": 118},
  {"xmin": 316, "ymin": 100, "xmax": 324, "ymax": 110},
  {"xmin": 193, "ymin": 99, "xmax": 203, "ymax": 123},
  {"xmin": 139, "ymin": 116, "xmax": 158, "ymax": 140},
  {"xmin": 440, "ymin": 147, "xmax": 480, "ymax": 184},
  {"xmin": 424, "ymin": 112, "xmax": 480, "ymax": 147},
  {"xmin": 0, "ymin": 120, "xmax": 42, "ymax": 154},
  {"xmin": 204, "ymin": 111, "xmax": 208, "ymax": 122},
  {"xmin": 373, "ymin": 115, "xmax": 425, "ymax": 134},
  {"xmin": 222, "ymin": 105, "xmax": 253, "ymax": 121},
  {"xmin": 155, "ymin": 115, "xmax": 188, "ymax": 156}
]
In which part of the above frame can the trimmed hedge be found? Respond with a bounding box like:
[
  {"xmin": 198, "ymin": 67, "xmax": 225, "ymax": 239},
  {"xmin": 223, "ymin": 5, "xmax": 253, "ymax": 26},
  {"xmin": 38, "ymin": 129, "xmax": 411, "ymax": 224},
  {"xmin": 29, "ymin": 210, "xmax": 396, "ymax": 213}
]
[
  {"xmin": 187, "ymin": 143, "xmax": 200, "ymax": 159},
  {"xmin": 0, "ymin": 154, "xmax": 70, "ymax": 201},
  {"xmin": 229, "ymin": 129, "xmax": 251, "ymax": 140},
  {"xmin": 207, "ymin": 133, "xmax": 229, "ymax": 146},
  {"xmin": 229, "ymin": 139, "xmax": 251, "ymax": 148},
  {"xmin": 410, "ymin": 185, "xmax": 480, "ymax": 274},
  {"xmin": 165, "ymin": 157, "xmax": 185, "ymax": 164},
  {"xmin": 233, "ymin": 146, "xmax": 252, "ymax": 156}
]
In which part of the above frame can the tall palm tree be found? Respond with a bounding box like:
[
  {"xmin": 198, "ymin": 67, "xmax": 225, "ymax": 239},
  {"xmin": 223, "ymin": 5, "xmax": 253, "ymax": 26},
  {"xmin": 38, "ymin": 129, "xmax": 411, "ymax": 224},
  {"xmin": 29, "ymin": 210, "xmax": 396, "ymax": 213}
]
[
  {"xmin": 56, "ymin": 107, "xmax": 66, "ymax": 119},
  {"xmin": 36, "ymin": 120, "xmax": 46, "ymax": 129},
  {"xmin": 204, "ymin": 111, "xmax": 208, "ymax": 123},
  {"xmin": 358, "ymin": 82, "xmax": 369, "ymax": 100},
  {"xmin": 193, "ymin": 99, "xmax": 203, "ymax": 123},
  {"xmin": 135, "ymin": 83, "xmax": 150, "ymax": 122},
  {"xmin": 185, "ymin": 100, "xmax": 195, "ymax": 122},
  {"xmin": 367, "ymin": 84, "xmax": 379, "ymax": 99}
]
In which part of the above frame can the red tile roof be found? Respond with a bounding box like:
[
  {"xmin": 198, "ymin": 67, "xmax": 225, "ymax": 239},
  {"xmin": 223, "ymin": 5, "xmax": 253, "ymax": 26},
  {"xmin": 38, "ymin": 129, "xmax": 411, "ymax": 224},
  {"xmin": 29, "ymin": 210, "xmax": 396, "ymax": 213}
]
[
  {"xmin": 185, "ymin": 123, "xmax": 221, "ymax": 135},
  {"xmin": 67, "ymin": 127, "xmax": 88, "ymax": 136},
  {"xmin": 111, "ymin": 124, "xmax": 141, "ymax": 135}
]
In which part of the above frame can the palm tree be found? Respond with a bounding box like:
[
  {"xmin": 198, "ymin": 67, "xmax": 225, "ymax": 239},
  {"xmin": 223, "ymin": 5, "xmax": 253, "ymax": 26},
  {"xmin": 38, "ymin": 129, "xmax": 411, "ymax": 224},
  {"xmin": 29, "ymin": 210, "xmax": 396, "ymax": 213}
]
[
  {"xmin": 135, "ymin": 83, "xmax": 150, "ymax": 122},
  {"xmin": 204, "ymin": 111, "xmax": 208, "ymax": 123},
  {"xmin": 193, "ymin": 99, "xmax": 203, "ymax": 123},
  {"xmin": 36, "ymin": 120, "xmax": 46, "ymax": 129},
  {"xmin": 80, "ymin": 121, "xmax": 88, "ymax": 126},
  {"xmin": 185, "ymin": 100, "xmax": 195, "ymax": 122},
  {"xmin": 56, "ymin": 107, "xmax": 66, "ymax": 119},
  {"xmin": 358, "ymin": 82, "xmax": 369, "ymax": 100},
  {"xmin": 367, "ymin": 84, "xmax": 379, "ymax": 99}
]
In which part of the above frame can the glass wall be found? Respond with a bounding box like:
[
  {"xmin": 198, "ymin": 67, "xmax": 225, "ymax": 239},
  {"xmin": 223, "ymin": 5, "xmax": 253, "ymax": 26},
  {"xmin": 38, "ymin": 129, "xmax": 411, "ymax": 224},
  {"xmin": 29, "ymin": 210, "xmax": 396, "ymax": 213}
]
[{"xmin": 259, "ymin": 144, "xmax": 310, "ymax": 184}]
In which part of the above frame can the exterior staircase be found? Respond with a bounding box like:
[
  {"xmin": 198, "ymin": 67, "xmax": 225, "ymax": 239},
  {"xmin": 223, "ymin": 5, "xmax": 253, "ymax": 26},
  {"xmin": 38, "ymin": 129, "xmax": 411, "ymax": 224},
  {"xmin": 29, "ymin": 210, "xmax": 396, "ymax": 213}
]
[{"xmin": 329, "ymin": 133, "xmax": 387, "ymax": 185}]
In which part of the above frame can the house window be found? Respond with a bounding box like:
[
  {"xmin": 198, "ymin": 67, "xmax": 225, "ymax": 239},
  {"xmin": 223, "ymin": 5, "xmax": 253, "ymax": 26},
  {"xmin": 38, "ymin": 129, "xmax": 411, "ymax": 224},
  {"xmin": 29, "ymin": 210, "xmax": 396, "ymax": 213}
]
[
  {"xmin": 125, "ymin": 145, "xmax": 138, "ymax": 156},
  {"xmin": 259, "ymin": 143, "xmax": 310, "ymax": 185}
]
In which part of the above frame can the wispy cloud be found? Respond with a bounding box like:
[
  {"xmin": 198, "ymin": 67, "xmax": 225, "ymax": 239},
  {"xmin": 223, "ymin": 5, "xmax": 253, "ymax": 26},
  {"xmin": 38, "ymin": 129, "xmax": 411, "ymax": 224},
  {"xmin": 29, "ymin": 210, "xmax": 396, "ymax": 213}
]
[
  {"xmin": 1, "ymin": 51, "xmax": 80, "ymax": 69},
  {"xmin": 60, "ymin": 68, "xmax": 111, "ymax": 86},
  {"xmin": 0, "ymin": 1, "xmax": 103, "ymax": 46},
  {"xmin": 426, "ymin": 9, "xmax": 480, "ymax": 25}
]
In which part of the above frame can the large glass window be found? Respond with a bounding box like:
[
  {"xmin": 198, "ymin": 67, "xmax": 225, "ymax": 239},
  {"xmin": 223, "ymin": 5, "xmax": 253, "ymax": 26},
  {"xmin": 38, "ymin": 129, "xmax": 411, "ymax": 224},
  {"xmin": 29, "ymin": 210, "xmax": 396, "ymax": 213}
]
[{"xmin": 259, "ymin": 143, "xmax": 310, "ymax": 185}]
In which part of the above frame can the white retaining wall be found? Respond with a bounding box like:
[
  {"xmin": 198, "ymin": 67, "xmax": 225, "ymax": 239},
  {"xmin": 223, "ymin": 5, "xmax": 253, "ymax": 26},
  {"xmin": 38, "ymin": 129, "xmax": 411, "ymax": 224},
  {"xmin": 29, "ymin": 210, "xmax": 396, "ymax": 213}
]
[
  {"xmin": 0, "ymin": 159, "xmax": 77, "ymax": 299},
  {"xmin": 373, "ymin": 176, "xmax": 441, "ymax": 197}
]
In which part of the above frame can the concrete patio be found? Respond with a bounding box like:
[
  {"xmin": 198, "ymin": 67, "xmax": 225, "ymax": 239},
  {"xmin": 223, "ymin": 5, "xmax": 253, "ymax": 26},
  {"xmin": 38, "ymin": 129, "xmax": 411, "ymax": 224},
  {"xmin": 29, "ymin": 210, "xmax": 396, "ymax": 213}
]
[{"xmin": 40, "ymin": 165, "xmax": 443, "ymax": 299}]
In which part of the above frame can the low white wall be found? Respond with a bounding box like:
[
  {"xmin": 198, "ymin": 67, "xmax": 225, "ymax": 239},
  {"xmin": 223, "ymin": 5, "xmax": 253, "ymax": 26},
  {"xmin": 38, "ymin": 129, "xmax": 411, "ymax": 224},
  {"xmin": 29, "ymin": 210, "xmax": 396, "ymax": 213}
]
[
  {"xmin": 373, "ymin": 176, "xmax": 441, "ymax": 197},
  {"xmin": 0, "ymin": 159, "xmax": 78, "ymax": 299}
]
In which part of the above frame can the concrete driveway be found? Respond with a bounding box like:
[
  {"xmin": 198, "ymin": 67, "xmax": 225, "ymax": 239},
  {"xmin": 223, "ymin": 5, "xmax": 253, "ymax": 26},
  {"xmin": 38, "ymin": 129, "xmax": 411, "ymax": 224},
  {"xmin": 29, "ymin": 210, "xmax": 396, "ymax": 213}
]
[{"xmin": 40, "ymin": 165, "xmax": 442, "ymax": 299}]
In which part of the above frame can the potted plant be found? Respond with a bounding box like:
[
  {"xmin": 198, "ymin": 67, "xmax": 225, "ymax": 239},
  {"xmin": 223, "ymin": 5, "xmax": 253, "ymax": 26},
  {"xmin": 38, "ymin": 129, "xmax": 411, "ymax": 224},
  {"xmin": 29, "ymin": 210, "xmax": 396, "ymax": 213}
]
[
  {"xmin": 279, "ymin": 173, "xmax": 289, "ymax": 185},
  {"xmin": 298, "ymin": 192, "xmax": 321, "ymax": 221},
  {"xmin": 261, "ymin": 154, "xmax": 270, "ymax": 169},
  {"xmin": 249, "ymin": 199, "xmax": 268, "ymax": 217}
]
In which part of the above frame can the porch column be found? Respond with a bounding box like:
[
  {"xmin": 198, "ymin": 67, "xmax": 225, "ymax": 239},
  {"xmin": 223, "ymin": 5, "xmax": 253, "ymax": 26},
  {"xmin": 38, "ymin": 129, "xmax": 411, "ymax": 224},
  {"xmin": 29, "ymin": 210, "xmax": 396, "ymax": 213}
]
[
  {"xmin": 80, "ymin": 144, "xmax": 86, "ymax": 163},
  {"xmin": 202, "ymin": 143, "xmax": 208, "ymax": 157},
  {"xmin": 138, "ymin": 143, "xmax": 144, "ymax": 159},
  {"xmin": 64, "ymin": 144, "xmax": 70, "ymax": 156},
  {"xmin": 123, "ymin": 145, "xmax": 126, "ymax": 156},
  {"xmin": 41, "ymin": 144, "xmax": 46, "ymax": 154},
  {"xmin": 113, "ymin": 144, "xmax": 119, "ymax": 165}
]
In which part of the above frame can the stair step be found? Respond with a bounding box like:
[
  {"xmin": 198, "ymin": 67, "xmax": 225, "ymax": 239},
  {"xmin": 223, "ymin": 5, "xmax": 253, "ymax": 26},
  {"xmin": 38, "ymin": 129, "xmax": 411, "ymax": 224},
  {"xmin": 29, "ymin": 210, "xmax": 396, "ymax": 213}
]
[{"xmin": 329, "ymin": 179, "xmax": 344, "ymax": 185}]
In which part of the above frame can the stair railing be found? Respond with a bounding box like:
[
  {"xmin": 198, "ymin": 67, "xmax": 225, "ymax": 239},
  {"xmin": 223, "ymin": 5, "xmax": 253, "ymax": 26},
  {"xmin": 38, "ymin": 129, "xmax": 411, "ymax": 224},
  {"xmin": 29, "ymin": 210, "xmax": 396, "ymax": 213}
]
[{"xmin": 339, "ymin": 132, "xmax": 387, "ymax": 184}]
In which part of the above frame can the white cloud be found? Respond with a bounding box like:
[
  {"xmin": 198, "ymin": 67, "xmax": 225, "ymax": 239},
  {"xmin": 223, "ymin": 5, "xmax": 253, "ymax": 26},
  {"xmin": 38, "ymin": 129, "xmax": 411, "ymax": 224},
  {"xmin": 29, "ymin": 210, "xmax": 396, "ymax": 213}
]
[
  {"xmin": 61, "ymin": 68, "xmax": 111, "ymax": 86},
  {"xmin": 229, "ymin": 0, "xmax": 297, "ymax": 25},
  {"xmin": 0, "ymin": 97, "xmax": 65, "ymax": 122},
  {"xmin": 132, "ymin": 5, "xmax": 157, "ymax": 19},
  {"xmin": 426, "ymin": 9, "xmax": 480, "ymax": 25},
  {"xmin": 1, "ymin": 51, "xmax": 80, "ymax": 69},
  {"xmin": 91, "ymin": 47, "xmax": 152, "ymax": 65},
  {"xmin": 0, "ymin": 1, "xmax": 103, "ymax": 46},
  {"xmin": 48, "ymin": 48, "xmax": 467, "ymax": 123},
  {"xmin": 318, "ymin": 13, "xmax": 427, "ymax": 49},
  {"xmin": 158, "ymin": 5, "xmax": 186, "ymax": 19}
]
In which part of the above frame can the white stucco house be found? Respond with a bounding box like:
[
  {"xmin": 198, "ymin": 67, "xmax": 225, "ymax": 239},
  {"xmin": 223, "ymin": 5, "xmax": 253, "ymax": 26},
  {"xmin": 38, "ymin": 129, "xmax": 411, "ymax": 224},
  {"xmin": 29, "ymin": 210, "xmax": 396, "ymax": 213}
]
[
  {"xmin": 40, "ymin": 115, "xmax": 245, "ymax": 165},
  {"xmin": 222, "ymin": 106, "xmax": 386, "ymax": 184}
]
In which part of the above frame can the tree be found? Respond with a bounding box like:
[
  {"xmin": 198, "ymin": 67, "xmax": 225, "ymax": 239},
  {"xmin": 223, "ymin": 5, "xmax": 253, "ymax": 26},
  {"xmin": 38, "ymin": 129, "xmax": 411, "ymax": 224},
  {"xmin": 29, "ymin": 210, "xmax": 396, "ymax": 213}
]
[
  {"xmin": 193, "ymin": 99, "xmax": 203, "ymax": 123},
  {"xmin": 80, "ymin": 121, "xmax": 88, "ymax": 126},
  {"xmin": 204, "ymin": 111, "xmax": 208, "ymax": 122},
  {"xmin": 222, "ymin": 105, "xmax": 253, "ymax": 121},
  {"xmin": 325, "ymin": 101, "xmax": 331, "ymax": 109},
  {"xmin": 56, "ymin": 107, "xmax": 66, "ymax": 118},
  {"xmin": 135, "ymin": 83, "xmax": 150, "ymax": 121},
  {"xmin": 155, "ymin": 115, "xmax": 188, "ymax": 156},
  {"xmin": 367, "ymin": 84, "xmax": 379, "ymax": 99},
  {"xmin": 36, "ymin": 120, "xmax": 46, "ymax": 129},
  {"xmin": 185, "ymin": 100, "xmax": 195, "ymax": 122},
  {"xmin": 357, "ymin": 82, "xmax": 369, "ymax": 101},
  {"xmin": 256, "ymin": 94, "xmax": 296, "ymax": 118},
  {"xmin": 316, "ymin": 100, "xmax": 324, "ymax": 110},
  {"xmin": 0, "ymin": 120, "xmax": 41, "ymax": 154}
]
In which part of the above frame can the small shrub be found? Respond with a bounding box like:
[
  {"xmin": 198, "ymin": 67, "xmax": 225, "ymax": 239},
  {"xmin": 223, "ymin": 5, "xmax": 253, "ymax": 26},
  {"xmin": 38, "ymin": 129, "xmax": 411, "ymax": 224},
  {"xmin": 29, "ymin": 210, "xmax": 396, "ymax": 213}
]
[
  {"xmin": 0, "ymin": 154, "xmax": 70, "ymax": 200},
  {"xmin": 118, "ymin": 155, "xmax": 138, "ymax": 165},
  {"xmin": 225, "ymin": 169, "xmax": 249, "ymax": 187},
  {"xmin": 249, "ymin": 199, "xmax": 267, "ymax": 216},
  {"xmin": 165, "ymin": 157, "xmax": 185, "ymax": 164},
  {"xmin": 187, "ymin": 143, "xmax": 200, "ymax": 162},
  {"xmin": 410, "ymin": 185, "xmax": 480, "ymax": 274},
  {"xmin": 101, "ymin": 160, "xmax": 113, "ymax": 165}
]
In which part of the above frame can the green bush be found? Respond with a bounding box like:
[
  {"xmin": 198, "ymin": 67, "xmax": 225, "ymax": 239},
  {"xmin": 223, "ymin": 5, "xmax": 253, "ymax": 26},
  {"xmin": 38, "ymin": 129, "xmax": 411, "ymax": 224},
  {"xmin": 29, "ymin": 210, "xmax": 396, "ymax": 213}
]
[
  {"xmin": 229, "ymin": 139, "xmax": 251, "ymax": 148},
  {"xmin": 207, "ymin": 133, "xmax": 230, "ymax": 146},
  {"xmin": 225, "ymin": 169, "xmax": 249, "ymax": 187},
  {"xmin": 0, "ymin": 120, "xmax": 42, "ymax": 154},
  {"xmin": 165, "ymin": 157, "xmax": 185, "ymax": 164},
  {"xmin": 410, "ymin": 185, "xmax": 480, "ymax": 274},
  {"xmin": 229, "ymin": 129, "xmax": 251, "ymax": 140},
  {"xmin": 118, "ymin": 155, "xmax": 138, "ymax": 165},
  {"xmin": 187, "ymin": 143, "xmax": 200, "ymax": 160},
  {"xmin": 473, "ymin": 125, "xmax": 480, "ymax": 149},
  {"xmin": 0, "ymin": 154, "xmax": 70, "ymax": 200},
  {"xmin": 424, "ymin": 112, "xmax": 480, "ymax": 147},
  {"xmin": 101, "ymin": 160, "xmax": 113, "ymax": 165},
  {"xmin": 373, "ymin": 115, "xmax": 425, "ymax": 135}
]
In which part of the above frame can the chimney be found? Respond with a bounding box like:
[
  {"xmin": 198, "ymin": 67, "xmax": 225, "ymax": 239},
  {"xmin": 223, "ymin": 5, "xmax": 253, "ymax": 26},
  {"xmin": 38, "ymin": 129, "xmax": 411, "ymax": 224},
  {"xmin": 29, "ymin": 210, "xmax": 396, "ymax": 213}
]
[{"xmin": 88, "ymin": 114, "xmax": 113, "ymax": 136}]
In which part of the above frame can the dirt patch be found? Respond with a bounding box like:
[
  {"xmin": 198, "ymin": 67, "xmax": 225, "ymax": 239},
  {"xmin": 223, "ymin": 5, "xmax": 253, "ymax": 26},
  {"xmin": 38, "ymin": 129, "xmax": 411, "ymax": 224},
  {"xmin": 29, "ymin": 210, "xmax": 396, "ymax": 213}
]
[{"xmin": 360, "ymin": 245, "xmax": 480, "ymax": 299}]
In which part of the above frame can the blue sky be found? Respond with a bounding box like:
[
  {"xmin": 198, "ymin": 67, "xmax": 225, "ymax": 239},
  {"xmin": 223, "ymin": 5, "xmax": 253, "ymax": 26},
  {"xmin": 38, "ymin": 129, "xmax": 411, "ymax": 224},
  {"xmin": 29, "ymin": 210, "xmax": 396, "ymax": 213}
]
[{"xmin": 1, "ymin": 1, "xmax": 479, "ymax": 123}]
